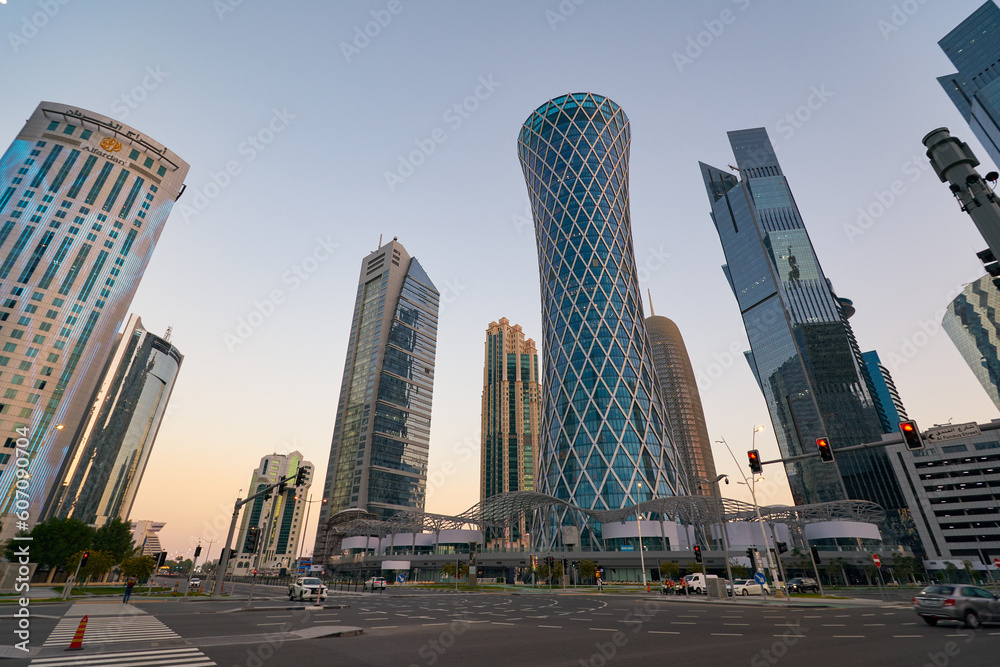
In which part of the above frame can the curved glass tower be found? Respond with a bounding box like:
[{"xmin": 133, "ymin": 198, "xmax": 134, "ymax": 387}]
[{"xmin": 517, "ymin": 93, "xmax": 685, "ymax": 550}]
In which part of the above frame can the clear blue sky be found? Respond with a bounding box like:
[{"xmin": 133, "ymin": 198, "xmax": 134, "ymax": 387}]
[{"xmin": 2, "ymin": 0, "xmax": 996, "ymax": 559}]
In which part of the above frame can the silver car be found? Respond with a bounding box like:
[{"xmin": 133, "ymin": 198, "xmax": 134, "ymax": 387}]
[{"xmin": 912, "ymin": 584, "xmax": 1000, "ymax": 628}]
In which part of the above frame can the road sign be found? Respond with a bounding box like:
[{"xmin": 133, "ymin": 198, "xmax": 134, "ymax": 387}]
[
  {"xmin": 754, "ymin": 572, "xmax": 766, "ymax": 585},
  {"xmin": 397, "ymin": 574, "xmax": 406, "ymax": 583},
  {"xmin": 993, "ymin": 557, "xmax": 1000, "ymax": 568},
  {"xmin": 872, "ymin": 554, "xmax": 881, "ymax": 568}
]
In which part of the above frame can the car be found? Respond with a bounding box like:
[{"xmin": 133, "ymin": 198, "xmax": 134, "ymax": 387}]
[
  {"xmin": 729, "ymin": 578, "xmax": 771, "ymax": 596},
  {"xmin": 288, "ymin": 576, "xmax": 328, "ymax": 602},
  {"xmin": 364, "ymin": 577, "xmax": 387, "ymax": 591},
  {"xmin": 188, "ymin": 577, "xmax": 201, "ymax": 589},
  {"xmin": 787, "ymin": 577, "xmax": 819, "ymax": 594},
  {"xmin": 913, "ymin": 584, "xmax": 1000, "ymax": 628}
]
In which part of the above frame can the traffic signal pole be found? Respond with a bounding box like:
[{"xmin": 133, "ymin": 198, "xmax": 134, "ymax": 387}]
[{"xmin": 210, "ymin": 472, "xmax": 298, "ymax": 599}]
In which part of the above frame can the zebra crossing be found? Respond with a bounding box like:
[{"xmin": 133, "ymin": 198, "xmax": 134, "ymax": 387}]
[
  {"xmin": 33, "ymin": 603, "xmax": 217, "ymax": 666},
  {"xmin": 42, "ymin": 612, "xmax": 178, "ymax": 646},
  {"xmin": 29, "ymin": 647, "xmax": 216, "ymax": 666}
]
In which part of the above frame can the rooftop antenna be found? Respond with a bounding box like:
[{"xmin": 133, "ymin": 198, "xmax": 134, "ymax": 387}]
[
  {"xmin": 647, "ymin": 289, "xmax": 655, "ymax": 317},
  {"xmin": 163, "ymin": 326, "xmax": 172, "ymax": 343},
  {"xmin": 378, "ymin": 233, "xmax": 382, "ymax": 249}
]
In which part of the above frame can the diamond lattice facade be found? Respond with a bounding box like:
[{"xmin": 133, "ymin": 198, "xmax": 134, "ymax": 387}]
[{"xmin": 518, "ymin": 93, "xmax": 685, "ymax": 551}]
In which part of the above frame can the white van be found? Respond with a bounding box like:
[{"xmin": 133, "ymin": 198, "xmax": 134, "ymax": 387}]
[{"xmin": 681, "ymin": 573, "xmax": 718, "ymax": 594}]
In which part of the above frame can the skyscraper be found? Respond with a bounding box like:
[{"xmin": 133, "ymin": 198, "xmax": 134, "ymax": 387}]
[
  {"xmin": 518, "ymin": 93, "xmax": 685, "ymax": 550},
  {"xmin": 481, "ymin": 318, "xmax": 540, "ymax": 543},
  {"xmin": 231, "ymin": 452, "xmax": 313, "ymax": 575},
  {"xmin": 938, "ymin": 1, "xmax": 1000, "ymax": 169},
  {"xmin": 314, "ymin": 239, "xmax": 439, "ymax": 560},
  {"xmin": 0, "ymin": 103, "xmax": 188, "ymax": 542},
  {"xmin": 701, "ymin": 129, "xmax": 919, "ymax": 551},
  {"xmin": 942, "ymin": 275, "xmax": 1000, "ymax": 411},
  {"xmin": 645, "ymin": 305, "xmax": 717, "ymax": 497},
  {"xmin": 861, "ymin": 350, "xmax": 909, "ymax": 432},
  {"xmin": 44, "ymin": 314, "xmax": 182, "ymax": 525}
]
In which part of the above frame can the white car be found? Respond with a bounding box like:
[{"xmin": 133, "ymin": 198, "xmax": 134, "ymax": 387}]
[
  {"xmin": 729, "ymin": 578, "xmax": 771, "ymax": 596},
  {"xmin": 288, "ymin": 576, "xmax": 328, "ymax": 602},
  {"xmin": 188, "ymin": 577, "xmax": 201, "ymax": 589},
  {"xmin": 364, "ymin": 577, "xmax": 387, "ymax": 591}
]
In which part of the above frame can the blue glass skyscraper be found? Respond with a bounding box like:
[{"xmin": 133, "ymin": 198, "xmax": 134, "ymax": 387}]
[
  {"xmin": 701, "ymin": 129, "xmax": 920, "ymax": 552},
  {"xmin": 938, "ymin": 1, "xmax": 1000, "ymax": 169},
  {"xmin": 518, "ymin": 93, "xmax": 685, "ymax": 550}
]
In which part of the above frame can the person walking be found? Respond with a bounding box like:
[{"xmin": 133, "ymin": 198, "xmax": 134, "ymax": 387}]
[{"xmin": 123, "ymin": 577, "xmax": 137, "ymax": 604}]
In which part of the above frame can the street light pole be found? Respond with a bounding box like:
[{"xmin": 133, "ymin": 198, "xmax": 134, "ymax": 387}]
[
  {"xmin": 637, "ymin": 482, "xmax": 648, "ymax": 591},
  {"xmin": 699, "ymin": 474, "xmax": 733, "ymax": 602}
]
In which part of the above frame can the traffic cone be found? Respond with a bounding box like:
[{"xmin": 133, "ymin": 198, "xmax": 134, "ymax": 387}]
[{"xmin": 66, "ymin": 615, "xmax": 88, "ymax": 651}]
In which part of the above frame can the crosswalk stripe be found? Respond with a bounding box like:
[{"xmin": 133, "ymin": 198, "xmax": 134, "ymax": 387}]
[
  {"xmin": 42, "ymin": 616, "xmax": 180, "ymax": 647},
  {"xmin": 29, "ymin": 647, "xmax": 216, "ymax": 666}
]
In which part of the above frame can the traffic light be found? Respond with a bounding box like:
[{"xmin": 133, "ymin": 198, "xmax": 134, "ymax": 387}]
[
  {"xmin": 295, "ymin": 466, "xmax": 310, "ymax": 487},
  {"xmin": 246, "ymin": 526, "xmax": 261, "ymax": 552},
  {"xmin": 776, "ymin": 542, "xmax": 788, "ymax": 555},
  {"xmin": 194, "ymin": 545, "xmax": 202, "ymax": 558},
  {"xmin": 977, "ymin": 249, "xmax": 1000, "ymax": 288},
  {"xmin": 746, "ymin": 548, "xmax": 755, "ymax": 561},
  {"xmin": 277, "ymin": 478, "xmax": 287, "ymax": 495},
  {"xmin": 748, "ymin": 450, "xmax": 763, "ymax": 475},
  {"xmin": 80, "ymin": 551, "xmax": 89, "ymax": 568},
  {"xmin": 899, "ymin": 420, "xmax": 924, "ymax": 450},
  {"xmin": 156, "ymin": 551, "xmax": 168, "ymax": 567},
  {"xmin": 810, "ymin": 545, "xmax": 821, "ymax": 564},
  {"xmin": 816, "ymin": 437, "xmax": 834, "ymax": 463},
  {"xmin": 693, "ymin": 545, "xmax": 703, "ymax": 563}
]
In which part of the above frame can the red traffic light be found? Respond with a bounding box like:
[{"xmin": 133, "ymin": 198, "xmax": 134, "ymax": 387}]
[
  {"xmin": 816, "ymin": 437, "xmax": 834, "ymax": 463},
  {"xmin": 899, "ymin": 420, "xmax": 924, "ymax": 450},
  {"xmin": 748, "ymin": 449, "xmax": 762, "ymax": 474}
]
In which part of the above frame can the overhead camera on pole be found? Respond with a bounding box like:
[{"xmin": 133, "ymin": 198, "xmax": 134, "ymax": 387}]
[{"xmin": 923, "ymin": 128, "xmax": 1000, "ymax": 274}]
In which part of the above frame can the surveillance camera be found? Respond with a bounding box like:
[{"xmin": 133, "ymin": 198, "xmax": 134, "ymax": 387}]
[{"xmin": 725, "ymin": 478, "xmax": 730, "ymax": 485}]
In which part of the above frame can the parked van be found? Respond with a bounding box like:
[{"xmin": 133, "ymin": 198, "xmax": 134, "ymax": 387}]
[{"xmin": 681, "ymin": 573, "xmax": 719, "ymax": 594}]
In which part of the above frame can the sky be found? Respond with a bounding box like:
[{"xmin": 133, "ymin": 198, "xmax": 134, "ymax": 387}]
[{"xmin": 2, "ymin": 0, "xmax": 998, "ymax": 561}]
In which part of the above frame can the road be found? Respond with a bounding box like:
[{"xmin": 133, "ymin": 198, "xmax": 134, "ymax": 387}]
[{"xmin": 2, "ymin": 589, "xmax": 997, "ymax": 666}]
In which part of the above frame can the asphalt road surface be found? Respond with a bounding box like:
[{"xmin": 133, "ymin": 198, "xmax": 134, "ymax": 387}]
[{"xmin": 3, "ymin": 590, "xmax": 998, "ymax": 666}]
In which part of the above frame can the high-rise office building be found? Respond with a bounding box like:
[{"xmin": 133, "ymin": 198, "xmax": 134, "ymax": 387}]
[
  {"xmin": 861, "ymin": 350, "xmax": 909, "ymax": 432},
  {"xmin": 645, "ymin": 305, "xmax": 717, "ymax": 497},
  {"xmin": 231, "ymin": 452, "xmax": 313, "ymax": 574},
  {"xmin": 942, "ymin": 275, "xmax": 1000, "ymax": 411},
  {"xmin": 313, "ymin": 239, "xmax": 439, "ymax": 561},
  {"xmin": 518, "ymin": 93, "xmax": 685, "ymax": 550},
  {"xmin": 481, "ymin": 318, "xmax": 540, "ymax": 543},
  {"xmin": 938, "ymin": 1, "xmax": 1000, "ymax": 169},
  {"xmin": 45, "ymin": 314, "xmax": 182, "ymax": 525},
  {"xmin": 0, "ymin": 103, "xmax": 188, "ymax": 542},
  {"xmin": 700, "ymin": 128, "xmax": 919, "ymax": 551}
]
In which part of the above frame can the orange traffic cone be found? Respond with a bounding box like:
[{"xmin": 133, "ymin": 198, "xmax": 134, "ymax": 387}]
[{"xmin": 66, "ymin": 615, "xmax": 88, "ymax": 651}]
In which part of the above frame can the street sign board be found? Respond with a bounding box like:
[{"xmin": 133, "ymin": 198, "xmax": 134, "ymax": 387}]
[
  {"xmin": 872, "ymin": 554, "xmax": 881, "ymax": 568},
  {"xmin": 993, "ymin": 557, "xmax": 1000, "ymax": 568},
  {"xmin": 754, "ymin": 572, "xmax": 766, "ymax": 585},
  {"xmin": 397, "ymin": 574, "xmax": 406, "ymax": 583}
]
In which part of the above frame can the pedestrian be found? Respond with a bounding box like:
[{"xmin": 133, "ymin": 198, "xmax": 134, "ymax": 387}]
[
  {"xmin": 597, "ymin": 575, "xmax": 603, "ymax": 592},
  {"xmin": 123, "ymin": 577, "xmax": 136, "ymax": 604}
]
